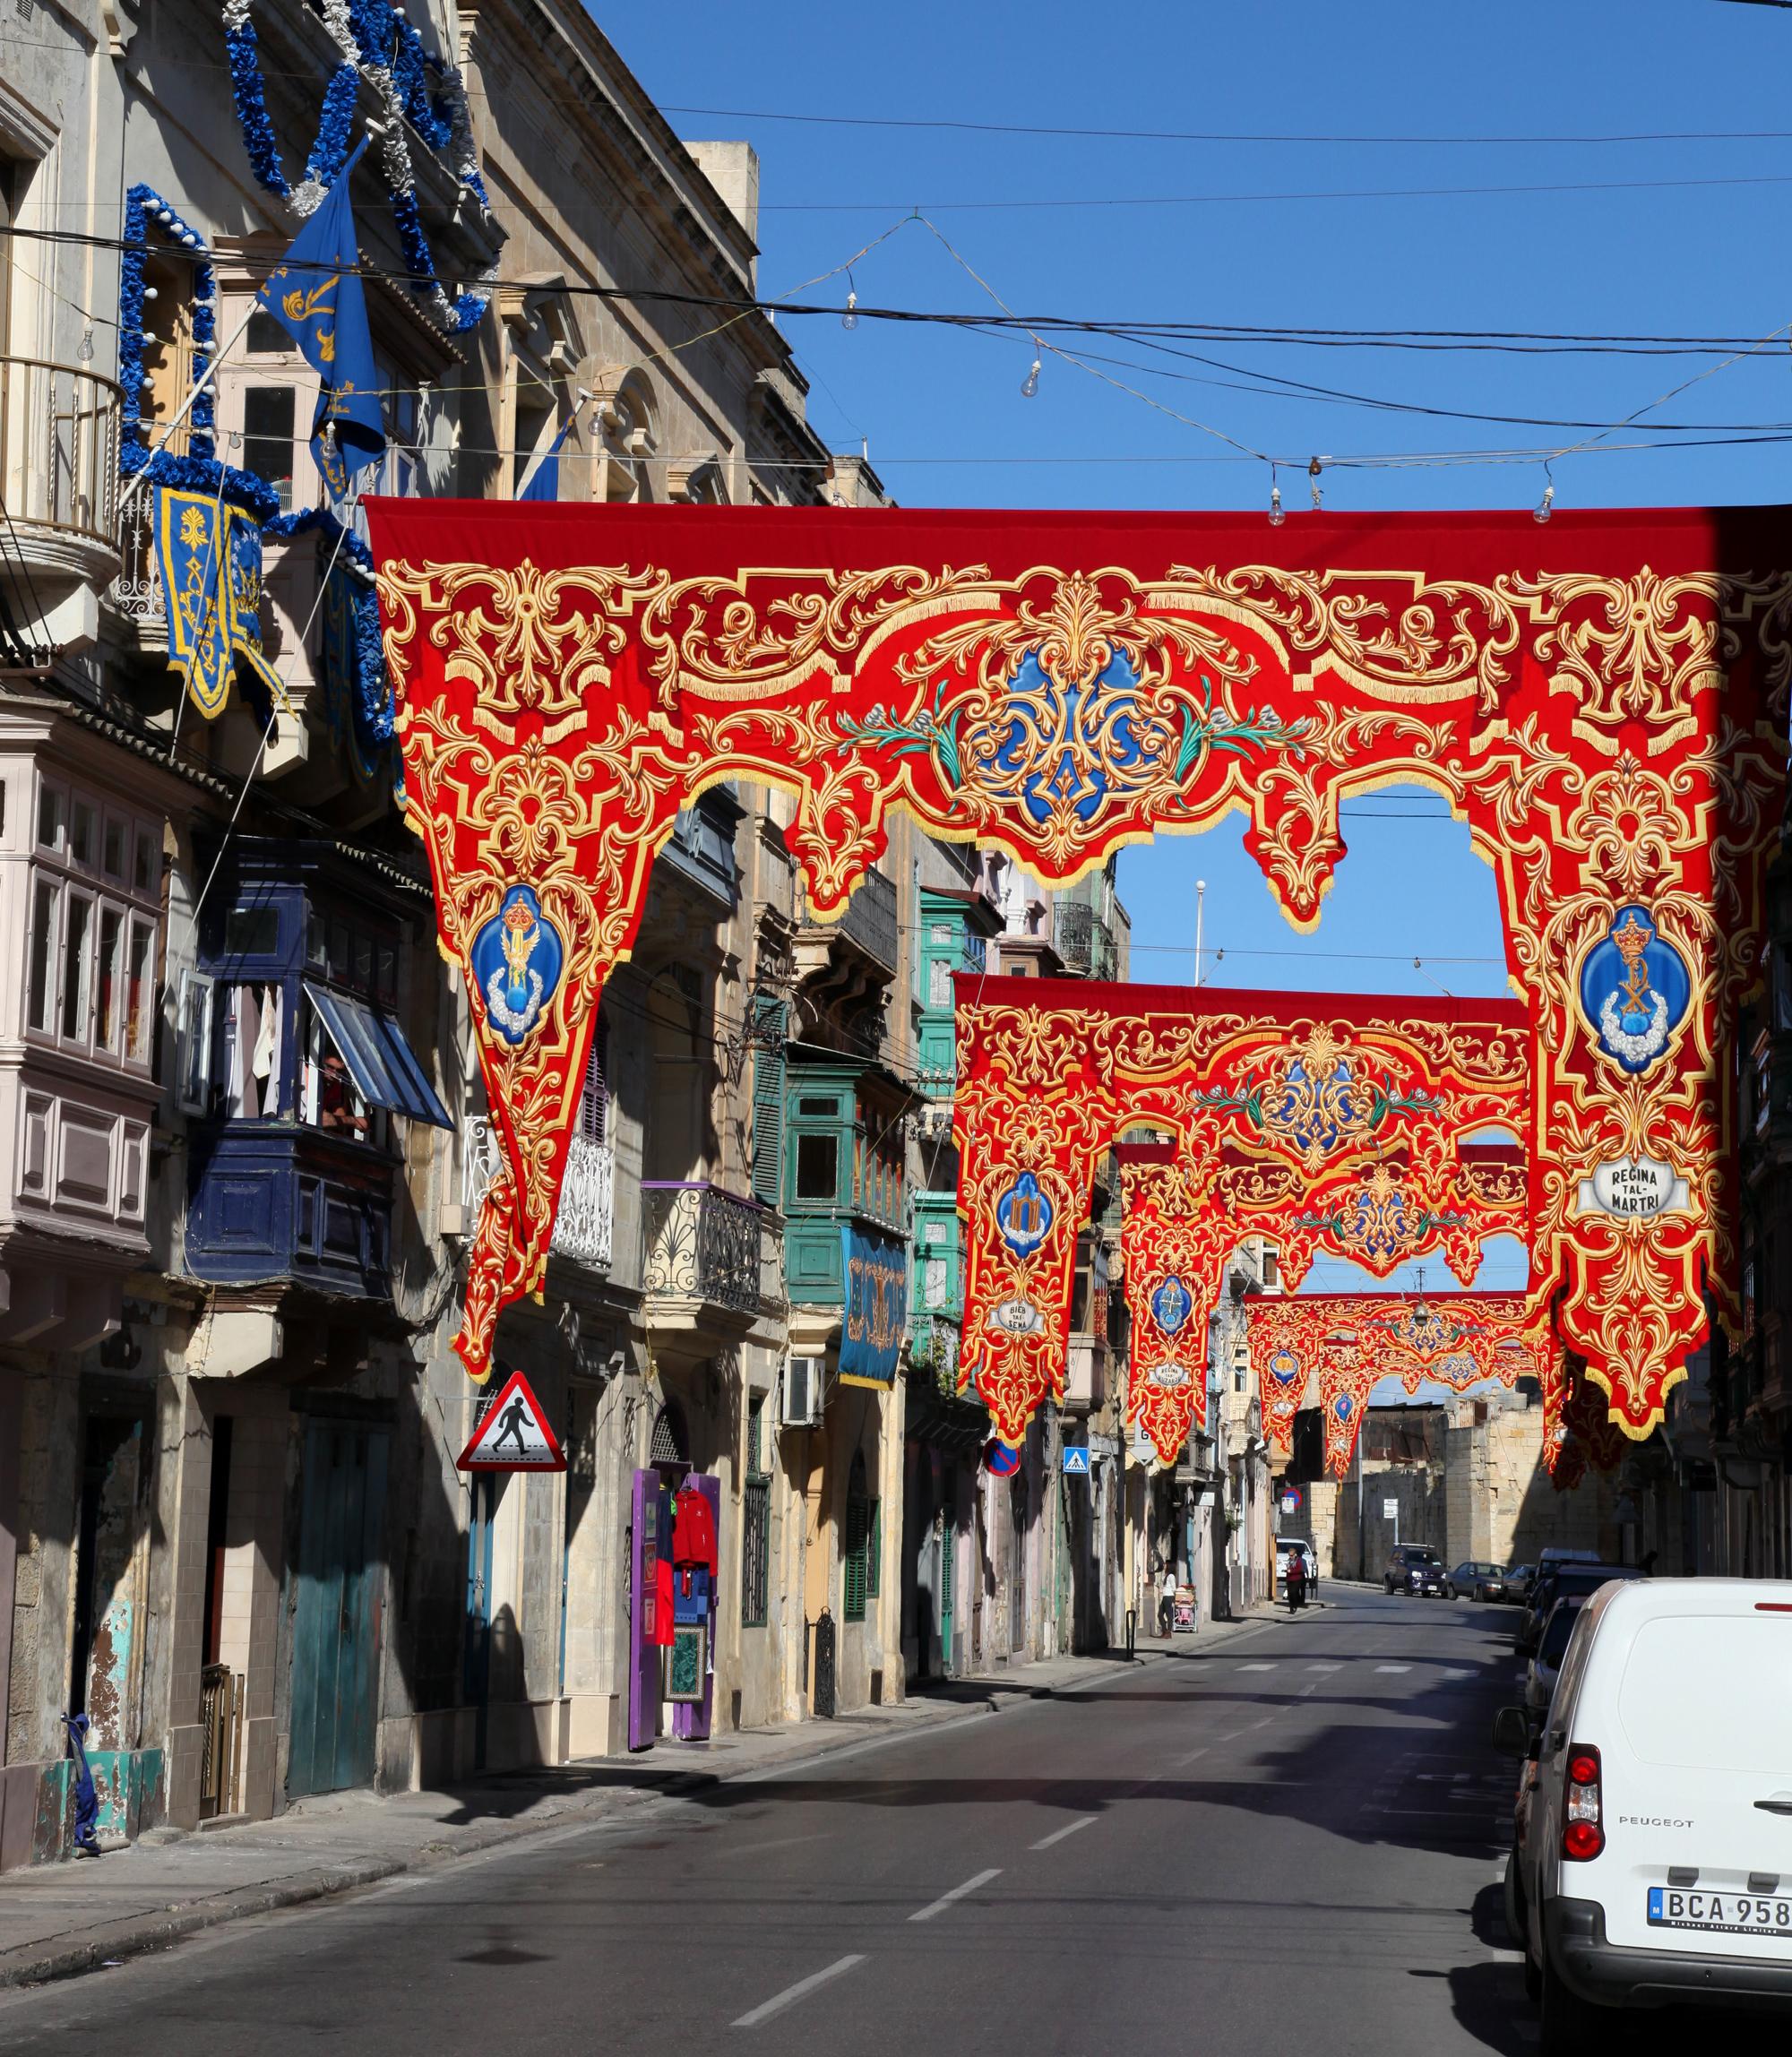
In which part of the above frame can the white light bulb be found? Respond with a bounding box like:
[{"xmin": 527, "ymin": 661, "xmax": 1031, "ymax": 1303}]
[
  {"xmin": 142, "ymin": 287, "xmax": 158, "ymax": 302},
  {"xmin": 77, "ymin": 324, "xmax": 95, "ymax": 364},
  {"xmin": 841, "ymin": 288, "xmax": 858, "ymax": 332},
  {"xmin": 1020, "ymin": 357, "xmax": 1041, "ymax": 400},
  {"xmin": 1268, "ymin": 485, "xmax": 1284, "ymax": 528},
  {"xmin": 1534, "ymin": 484, "xmax": 1555, "ymax": 524}
]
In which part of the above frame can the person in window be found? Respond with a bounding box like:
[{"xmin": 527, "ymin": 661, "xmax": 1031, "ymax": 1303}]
[{"xmin": 317, "ymin": 1051, "xmax": 366, "ymax": 1138}]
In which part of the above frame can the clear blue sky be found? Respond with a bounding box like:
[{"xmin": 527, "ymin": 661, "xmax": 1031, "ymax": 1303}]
[{"xmin": 599, "ymin": 0, "xmax": 1778, "ymax": 1330}]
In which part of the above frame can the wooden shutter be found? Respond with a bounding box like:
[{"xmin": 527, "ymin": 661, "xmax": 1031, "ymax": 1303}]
[
  {"xmin": 843, "ymin": 1452, "xmax": 869, "ymax": 1622},
  {"xmin": 750, "ymin": 995, "xmax": 787, "ymax": 1206},
  {"xmin": 578, "ymin": 1011, "xmax": 608, "ymax": 1144}
]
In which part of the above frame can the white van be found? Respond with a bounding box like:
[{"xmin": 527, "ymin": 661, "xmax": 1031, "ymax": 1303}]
[{"xmin": 1499, "ymin": 1578, "xmax": 1792, "ymax": 2051}]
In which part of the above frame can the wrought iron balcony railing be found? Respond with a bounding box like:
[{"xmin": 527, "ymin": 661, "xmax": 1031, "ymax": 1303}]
[
  {"xmin": 1055, "ymin": 900, "xmax": 1117, "ymax": 983},
  {"xmin": 461, "ymin": 1116, "xmax": 615, "ymax": 1270},
  {"xmin": 800, "ymin": 864, "xmax": 899, "ymax": 976},
  {"xmin": 642, "ymin": 1180, "xmax": 774, "ymax": 1315},
  {"xmin": 0, "ymin": 356, "xmax": 120, "ymax": 549}
]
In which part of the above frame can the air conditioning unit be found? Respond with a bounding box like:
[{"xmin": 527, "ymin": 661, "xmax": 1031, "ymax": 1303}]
[{"xmin": 780, "ymin": 1354, "xmax": 825, "ymax": 1429}]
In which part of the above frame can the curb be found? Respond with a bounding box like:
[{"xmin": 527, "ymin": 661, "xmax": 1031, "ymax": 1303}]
[{"xmin": 0, "ymin": 1646, "xmax": 1180, "ymax": 1991}]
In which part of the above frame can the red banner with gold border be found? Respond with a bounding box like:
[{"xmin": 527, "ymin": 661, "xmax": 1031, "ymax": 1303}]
[
  {"xmin": 1118, "ymin": 1149, "xmax": 1530, "ymax": 1466},
  {"xmin": 1246, "ymin": 1291, "xmax": 1562, "ymax": 1476},
  {"xmin": 958, "ymin": 982, "xmax": 1530, "ymax": 1453},
  {"xmin": 366, "ymin": 501, "xmax": 1789, "ymax": 1408}
]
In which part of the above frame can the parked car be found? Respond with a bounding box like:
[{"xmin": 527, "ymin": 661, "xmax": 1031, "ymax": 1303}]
[
  {"xmin": 1503, "ymin": 1563, "xmax": 1537, "ymax": 1606},
  {"xmin": 1496, "ymin": 1578, "xmax": 1792, "ymax": 2052},
  {"xmin": 1524, "ymin": 1595, "xmax": 1589, "ymax": 1715},
  {"xmin": 1518, "ymin": 1562, "xmax": 1644, "ymax": 1657},
  {"xmin": 1383, "ymin": 1545, "xmax": 1446, "ymax": 1596},
  {"xmin": 1275, "ymin": 1538, "xmax": 1318, "ymax": 1595},
  {"xmin": 1447, "ymin": 1560, "xmax": 1507, "ymax": 1602}
]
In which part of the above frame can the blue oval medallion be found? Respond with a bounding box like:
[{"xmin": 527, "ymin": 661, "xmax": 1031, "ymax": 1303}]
[
  {"xmin": 470, "ymin": 885, "xmax": 564, "ymax": 1048},
  {"xmin": 1578, "ymin": 904, "xmax": 1690, "ymax": 1075},
  {"xmin": 995, "ymin": 1171, "xmax": 1054, "ymax": 1258},
  {"xmin": 1150, "ymin": 1273, "xmax": 1193, "ymax": 1336}
]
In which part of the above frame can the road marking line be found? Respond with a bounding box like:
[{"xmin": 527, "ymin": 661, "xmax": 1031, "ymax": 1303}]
[
  {"xmin": 1305, "ymin": 1662, "xmax": 1341, "ymax": 1672},
  {"xmin": 732, "ymin": 1956, "xmax": 866, "ymax": 2027},
  {"xmin": 1300, "ymin": 1683, "xmax": 1318, "ymax": 1696},
  {"xmin": 1239, "ymin": 1662, "xmax": 1276, "ymax": 1672},
  {"xmin": 909, "ymin": 1868, "xmax": 1002, "ymax": 1923},
  {"xmin": 1174, "ymin": 1747, "xmax": 1208, "ymax": 1766},
  {"xmin": 1443, "ymin": 1668, "xmax": 1474, "ymax": 1680},
  {"xmin": 1253, "ymin": 1716, "xmax": 1274, "ymax": 1728},
  {"xmin": 1031, "ymin": 1817, "xmax": 1097, "ymax": 1852},
  {"xmin": 1375, "ymin": 1664, "xmax": 1411, "ymax": 1674}
]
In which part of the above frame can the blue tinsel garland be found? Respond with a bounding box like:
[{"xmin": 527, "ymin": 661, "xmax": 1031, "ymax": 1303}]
[
  {"xmin": 226, "ymin": 19, "xmax": 358, "ymax": 207},
  {"xmin": 116, "ymin": 181, "xmax": 397, "ymax": 774},
  {"xmin": 264, "ymin": 507, "xmax": 397, "ymax": 769},
  {"xmin": 120, "ymin": 185, "xmax": 220, "ymax": 464},
  {"xmin": 222, "ymin": 0, "xmax": 492, "ymax": 334}
]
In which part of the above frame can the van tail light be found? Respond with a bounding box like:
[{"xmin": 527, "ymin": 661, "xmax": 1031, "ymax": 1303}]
[{"xmin": 1564, "ymin": 1743, "xmax": 1604, "ymax": 1862}]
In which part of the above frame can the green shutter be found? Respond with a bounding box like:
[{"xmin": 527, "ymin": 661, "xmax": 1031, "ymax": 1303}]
[
  {"xmin": 866, "ymin": 1498, "xmax": 882, "ymax": 1598},
  {"xmin": 843, "ymin": 1456, "xmax": 869, "ymax": 1622},
  {"xmin": 750, "ymin": 996, "xmax": 787, "ymax": 1206}
]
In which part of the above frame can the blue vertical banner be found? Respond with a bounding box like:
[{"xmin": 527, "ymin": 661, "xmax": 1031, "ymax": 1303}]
[
  {"xmin": 153, "ymin": 486, "xmax": 282, "ymax": 721},
  {"xmin": 839, "ymin": 1225, "xmax": 909, "ymax": 1389},
  {"xmin": 254, "ymin": 137, "xmax": 384, "ymax": 498}
]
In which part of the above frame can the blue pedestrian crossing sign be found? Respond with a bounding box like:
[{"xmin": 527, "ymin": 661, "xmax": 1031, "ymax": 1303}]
[{"xmin": 1062, "ymin": 1445, "xmax": 1090, "ymax": 1476}]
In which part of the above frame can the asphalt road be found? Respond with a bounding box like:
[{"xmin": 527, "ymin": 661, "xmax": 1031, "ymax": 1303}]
[{"xmin": 0, "ymin": 1586, "xmax": 1669, "ymax": 2055}]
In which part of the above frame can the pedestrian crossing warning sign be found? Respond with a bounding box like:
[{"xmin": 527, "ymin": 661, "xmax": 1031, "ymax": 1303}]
[{"xmin": 457, "ymin": 1369, "xmax": 565, "ymax": 1472}]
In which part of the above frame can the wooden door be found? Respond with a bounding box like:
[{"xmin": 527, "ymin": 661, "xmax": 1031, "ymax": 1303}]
[{"xmin": 288, "ymin": 1423, "xmax": 388, "ymax": 1797}]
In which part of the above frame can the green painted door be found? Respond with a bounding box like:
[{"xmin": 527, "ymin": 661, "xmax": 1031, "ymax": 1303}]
[{"xmin": 289, "ymin": 1422, "xmax": 389, "ymax": 1797}]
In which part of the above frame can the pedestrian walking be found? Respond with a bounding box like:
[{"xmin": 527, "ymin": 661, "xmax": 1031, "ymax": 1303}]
[{"xmin": 1285, "ymin": 1548, "xmax": 1308, "ymax": 1614}]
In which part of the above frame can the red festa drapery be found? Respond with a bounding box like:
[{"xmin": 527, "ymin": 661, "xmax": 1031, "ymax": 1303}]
[
  {"xmin": 955, "ymin": 980, "xmax": 1531, "ymax": 1454},
  {"xmin": 1116, "ymin": 1143, "xmax": 1530, "ymax": 1467},
  {"xmin": 365, "ymin": 500, "xmax": 1789, "ymax": 1415},
  {"xmin": 1245, "ymin": 1291, "xmax": 1562, "ymax": 1476}
]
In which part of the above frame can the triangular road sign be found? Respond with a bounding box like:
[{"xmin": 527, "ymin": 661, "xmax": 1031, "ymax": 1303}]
[{"xmin": 457, "ymin": 1368, "xmax": 565, "ymax": 1472}]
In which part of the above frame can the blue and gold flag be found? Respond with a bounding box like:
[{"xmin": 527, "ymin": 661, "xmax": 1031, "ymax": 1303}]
[
  {"xmin": 254, "ymin": 136, "xmax": 383, "ymax": 499},
  {"xmin": 153, "ymin": 486, "xmax": 284, "ymax": 722}
]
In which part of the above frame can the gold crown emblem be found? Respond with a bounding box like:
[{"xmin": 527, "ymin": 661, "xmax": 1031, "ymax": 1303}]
[{"xmin": 503, "ymin": 897, "xmax": 535, "ymax": 932}]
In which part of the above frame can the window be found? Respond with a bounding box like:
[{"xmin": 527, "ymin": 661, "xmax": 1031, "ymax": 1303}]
[
  {"xmin": 741, "ymin": 1392, "xmax": 770, "ymax": 1630},
  {"xmin": 843, "ymin": 1451, "xmax": 870, "ymax": 1622},
  {"xmin": 243, "ymin": 387, "xmax": 297, "ymax": 512},
  {"xmin": 68, "ymin": 798, "xmax": 94, "ymax": 869},
  {"xmin": 178, "ymin": 969, "xmax": 215, "ymax": 1113},
  {"xmin": 928, "ymin": 957, "xmax": 952, "ymax": 1008},
  {"xmin": 60, "ymin": 891, "xmax": 93, "ymax": 1041},
  {"xmin": 223, "ymin": 984, "xmax": 283, "ymax": 1120},
  {"xmin": 141, "ymin": 254, "xmax": 195, "ymax": 457},
  {"xmin": 134, "ymin": 829, "xmax": 158, "ymax": 898},
  {"xmin": 36, "ymin": 781, "xmax": 62, "ymax": 853},
  {"xmin": 578, "ymin": 1014, "xmax": 609, "ymax": 1146},
  {"xmin": 379, "ymin": 363, "xmax": 421, "ymax": 498},
  {"xmin": 97, "ymin": 907, "xmax": 125, "ymax": 1054},
  {"xmin": 866, "ymin": 1496, "xmax": 882, "ymax": 1599},
  {"xmin": 126, "ymin": 918, "xmax": 156, "ymax": 1065},
  {"xmin": 796, "ymin": 1132, "xmax": 837, "ymax": 1201},
  {"xmin": 298, "ymin": 983, "xmax": 451, "ymax": 1136},
  {"xmin": 26, "ymin": 875, "xmax": 57, "ymax": 1032},
  {"xmin": 246, "ymin": 311, "xmax": 290, "ymax": 355},
  {"xmin": 25, "ymin": 779, "xmax": 162, "ymax": 1067}
]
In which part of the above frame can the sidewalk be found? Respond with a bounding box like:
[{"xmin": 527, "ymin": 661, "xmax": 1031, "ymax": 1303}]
[{"xmin": 0, "ymin": 1609, "xmax": 1278, "ymax": 1990}]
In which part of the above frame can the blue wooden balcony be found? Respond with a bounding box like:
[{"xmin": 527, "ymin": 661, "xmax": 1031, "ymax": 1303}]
[{"xmin": 185, "ymin": 1123, "xmax": 393, "ymax": 1298}]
